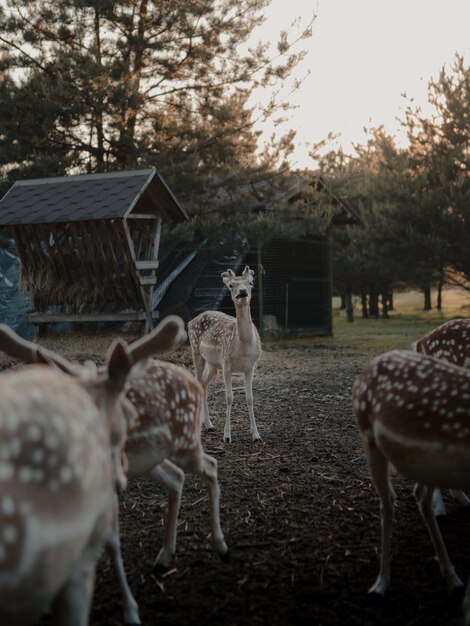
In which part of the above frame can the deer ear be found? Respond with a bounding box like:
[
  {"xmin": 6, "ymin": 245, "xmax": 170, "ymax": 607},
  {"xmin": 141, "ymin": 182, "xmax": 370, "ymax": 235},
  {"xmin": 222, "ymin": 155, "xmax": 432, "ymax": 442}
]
[
  {"xmin": 106, "ymin": 339, "xmax": 134, "ymax": 393},
  {"xmin": 221, "ymin": 269, "xmax": 235, "ymax": 284}
]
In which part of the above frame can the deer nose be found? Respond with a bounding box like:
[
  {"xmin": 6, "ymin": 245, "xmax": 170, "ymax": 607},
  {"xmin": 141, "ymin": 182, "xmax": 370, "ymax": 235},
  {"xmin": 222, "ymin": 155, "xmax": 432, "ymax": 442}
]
[{"xmin": 237, "ymin": 289, "xmax": 248, "ymax": 299}]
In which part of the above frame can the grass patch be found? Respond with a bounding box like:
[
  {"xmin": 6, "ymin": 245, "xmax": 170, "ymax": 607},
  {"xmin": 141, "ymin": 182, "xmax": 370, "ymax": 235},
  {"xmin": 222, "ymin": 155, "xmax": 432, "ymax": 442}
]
[{"xmin": 265, "ymin": 288, "xmax": 470, "ymax": 359}]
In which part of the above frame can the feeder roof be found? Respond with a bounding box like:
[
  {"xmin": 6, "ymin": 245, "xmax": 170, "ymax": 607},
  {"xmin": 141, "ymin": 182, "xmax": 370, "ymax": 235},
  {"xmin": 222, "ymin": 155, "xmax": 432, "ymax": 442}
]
[{"xmin": 0, "ymin": 167, "xmax": 188, "ymax": 226}]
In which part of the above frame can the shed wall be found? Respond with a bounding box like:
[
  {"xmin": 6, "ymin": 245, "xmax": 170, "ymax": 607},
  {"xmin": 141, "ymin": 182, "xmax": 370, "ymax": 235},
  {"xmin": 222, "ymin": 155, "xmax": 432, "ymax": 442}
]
[{"xmin": 220, "ymin": 238, "xmax": 332, "ymax": 337}]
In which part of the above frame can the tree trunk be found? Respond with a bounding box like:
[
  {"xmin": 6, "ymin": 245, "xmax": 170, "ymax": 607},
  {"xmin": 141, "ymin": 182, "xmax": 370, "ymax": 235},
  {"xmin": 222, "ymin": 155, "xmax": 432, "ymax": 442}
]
[
  {"xmin": 361, "ymin": 288, "xmax": 369, "ymax": 319},
  {"xmin": 388, "ymin": 291, "xmax": 394, "ymax": 311},
  {"xmin": 345, "ymin": 287, "xmax": 354, "ymax": 322},
  {"xmin": 339, "ymin": 293, "xmax": 346, "ymax": 310},
  {"xmin": 369, "ymin": 288, "xmax": 379, "ymax": 318},
  {"xmin": 381, "ymin": 292, "xmax": 389, "ymax": 319},
  {"xmin": 437, "ymin": 279, "xmax": 443, "ymax": 310},
  {"xmin": 423, "ymin": 286, "xmax": 432, "ymax": 311}
]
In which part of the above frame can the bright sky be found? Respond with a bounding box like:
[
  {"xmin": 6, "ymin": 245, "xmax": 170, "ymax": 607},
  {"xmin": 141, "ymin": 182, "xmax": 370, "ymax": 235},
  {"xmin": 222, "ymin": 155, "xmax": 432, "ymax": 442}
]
[{"xmin": 254, "ymin": 0, "xmax": 470, "ymax": 169}]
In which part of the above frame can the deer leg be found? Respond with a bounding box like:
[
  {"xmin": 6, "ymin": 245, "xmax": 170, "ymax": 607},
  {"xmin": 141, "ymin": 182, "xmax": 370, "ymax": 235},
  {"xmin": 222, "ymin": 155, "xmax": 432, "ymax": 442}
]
[
  {"xmin": 201, "ymin": 362, "xmax": 217, "ymax": 431},
  {"xmin": 222, "ymin": 362, "xmax": 233, "ymax": 443},
  {"xmin": 51, "ymin": 562, "xmax": 96, "ymax": 626},
  {"xmin": 432, "ymin": 488, "xmax": 448, "ymax": 517},
  {"xmin": 414, "ymin": 484, "xmax": 463, "ymax": 591},
  {"xmin": 244, "ymin": 368, "xmax": 261, "ymax": 442},
  {"xmin": 463, "ymin": 583, "xmax": 470, "ymax": 626},
  {"xmin": 366, "ymin": 438, "xmax": 395, "ymax": 596},
  {"xmin": 107, "ymin": 494, "xmax": 141, "ymax": 625},
  {"xmin": 150, "ymin": 460, "xmax": 185, "ymax": 572},
  {"xmin": 450, "ymin": 489, "xmax": 470, "ymax": 508},
  {"xmin": 191, "ymin": 347, "xmax": 205, "ymax": 382},
  {"xmin": 432, "ymin": 488, "xmax": 470, "ymax": 516},
  {"xmin": 200, "ymin": 453, "xmax": 229, "ymax": 561}
]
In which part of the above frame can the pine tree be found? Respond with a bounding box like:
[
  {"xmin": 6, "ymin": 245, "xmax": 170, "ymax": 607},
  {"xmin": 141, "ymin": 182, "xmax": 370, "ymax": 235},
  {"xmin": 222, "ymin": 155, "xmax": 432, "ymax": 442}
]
[{"xmin": 0, "ymin": 0, "xmax": 317, "ymax": 248}]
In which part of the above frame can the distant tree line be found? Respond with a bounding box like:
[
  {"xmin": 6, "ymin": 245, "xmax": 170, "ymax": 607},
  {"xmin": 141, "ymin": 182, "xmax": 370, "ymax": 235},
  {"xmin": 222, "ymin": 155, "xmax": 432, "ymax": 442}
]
[
  {"xmin": 0, "ymin": 1, "xmax": 467, "ymax": 315},
  {"xmin": 310, "ymin": 55, "xmax": 470, "ymax": 320}
]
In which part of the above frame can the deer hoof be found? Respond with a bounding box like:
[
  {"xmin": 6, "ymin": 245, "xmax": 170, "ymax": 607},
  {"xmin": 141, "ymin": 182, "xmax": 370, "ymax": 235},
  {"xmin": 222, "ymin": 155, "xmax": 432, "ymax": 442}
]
[
  {"xmin": 252, "ymin": 436, "xmax": 262, "ymax": 443},
  {"xmin": 366, "ymin": 591, "xmax": 386, "ymax": 607},
  {"xmin": 224, "ymin": 436, "xmax": 231, "ymax": 443},
  {"xmin": 449, "ymin": 584, "xmax": 465, "ymax": 606},
  {"xmin": 220, "ymin": 550, "xmax": 230, "ymax": 564},
  {"xmin": 152, "ymin": 562, "xmax": 169, "ymax": 577}
]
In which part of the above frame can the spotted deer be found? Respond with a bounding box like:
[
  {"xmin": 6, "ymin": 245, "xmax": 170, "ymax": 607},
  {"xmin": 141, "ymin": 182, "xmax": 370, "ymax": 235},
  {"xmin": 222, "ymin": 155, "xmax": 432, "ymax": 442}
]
[
  {"xmin": 353, "ymin": 349, "xmax": 470, "ymax": 624},
  {"xmin": 123, "ymin": 362, "xmax": 229, "ymax": 575},
  {"xmin": 414, "ymin": 318, "xmax": 470, "ymax": 367},
  {"xmin": 413, "ymin": 319, "xmax": 470, "ymax": 515},
  {"xmin": 188, "ymin": 265, "xmax": 262, "ymax": 443},
  {"xmin": 0, "ymin": 317, "xmax": 185, "ymax": 626}
]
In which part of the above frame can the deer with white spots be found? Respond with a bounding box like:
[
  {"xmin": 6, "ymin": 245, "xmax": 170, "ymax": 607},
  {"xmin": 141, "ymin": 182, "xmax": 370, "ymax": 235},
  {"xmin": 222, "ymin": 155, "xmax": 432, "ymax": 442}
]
[
  {"xmin": 0, "ymin": 317, "xmax": 185, "ymax": 626},
  {"xmin": 413, "ymin": 318, "xmax": 470, "ymax": 516},
  {"xmin": 188, "ymin": 266, "xmax": 262, "ymax": 443},
  {"xmin": 414, "ymin": 318, "xmax": 470, "ymax": 367},
  {"xmin": 122, "ymin": 360, "xmax": 230, "ymax": 573},
  {"xmin": 353, "ymin": 349, "xmax": 470, "ymax": 624}
]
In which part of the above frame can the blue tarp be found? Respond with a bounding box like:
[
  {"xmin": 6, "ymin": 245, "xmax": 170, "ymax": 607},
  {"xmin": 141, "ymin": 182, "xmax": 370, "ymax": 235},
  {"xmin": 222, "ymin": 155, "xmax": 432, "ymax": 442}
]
[{"xmin": 0, "ymin": 239, "xmax": 37, "ymax": 341}]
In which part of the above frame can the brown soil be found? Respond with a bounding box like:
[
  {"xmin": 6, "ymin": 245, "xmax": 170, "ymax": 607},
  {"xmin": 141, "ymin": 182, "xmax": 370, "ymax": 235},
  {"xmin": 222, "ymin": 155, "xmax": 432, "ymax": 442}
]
[{"xmin": 31, "ymin": 337, "xmax": 470, "ymax": 626}]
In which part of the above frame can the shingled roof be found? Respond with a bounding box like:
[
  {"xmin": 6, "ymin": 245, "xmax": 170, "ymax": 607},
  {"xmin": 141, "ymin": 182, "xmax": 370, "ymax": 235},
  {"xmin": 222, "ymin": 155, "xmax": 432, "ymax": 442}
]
[
  {"xmin": 0, "ymin": 167, "xmax": 188, "ymax": 225},
  {"xmin": 0, "ymin": 168, "xmax": 188, "ymax": 330}
]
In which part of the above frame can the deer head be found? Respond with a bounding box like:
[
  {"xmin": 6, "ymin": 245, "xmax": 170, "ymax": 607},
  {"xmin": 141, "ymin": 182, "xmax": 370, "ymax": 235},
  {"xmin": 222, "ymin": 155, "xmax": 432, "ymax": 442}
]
[{"xmin": 221, "ymin": 266, "xmax": 255, "ymax": 307}]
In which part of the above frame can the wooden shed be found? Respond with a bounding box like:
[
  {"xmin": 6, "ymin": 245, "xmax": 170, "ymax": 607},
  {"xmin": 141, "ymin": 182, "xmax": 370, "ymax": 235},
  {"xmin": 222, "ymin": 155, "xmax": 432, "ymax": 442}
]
[
  {"xmin": 155, "ymin": 173, "xmax": 360, "ymax": 337},
  {"xmin": 250, "ymin": 174, "xmax": 360, "ymax": 336},
  {"xmin": 0, "ymin": 168, "xmax": 188, "ymax": 331}
]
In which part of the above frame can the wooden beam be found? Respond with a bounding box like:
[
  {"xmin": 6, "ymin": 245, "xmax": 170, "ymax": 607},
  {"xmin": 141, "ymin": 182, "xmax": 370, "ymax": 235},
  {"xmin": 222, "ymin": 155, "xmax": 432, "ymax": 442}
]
[
  {"xmin": 151, "ymin": 217, "xmax": 162, "ymax": 262},
  {"xmin": 121, "ymin": 220, "xmax": 154, "ymax": 329},
  {"xmin": 12, "ymin": 226, "xmax": 35, "ymax": 271},
  {"xmin": 88, "ymin": 220, "xmax": 122, "ymax": 303},
  {"xmin": 78, "ymin": 221, "xmax": 101, "ymax": 279},
  {"xmin": 127, "ymin": 213, "xmax": 159, "ymax": 220},
  {"xmin": 28, "ymin": 311, "xmax": 161, "ymax": 324},
  {"xmin": 139, "ymin": 276, "xmax": 157, "ymax": 286},
  {"xmin": 135, "ymin": 260, "xmax": 159, "ymax": 270},
  {"xmin": 99, "ymin": 219, "xmax": 131, "ymax": 300},
  {"xmin": 111, "ymin": 220, "xmax": 142, "ymax": 304},
  {"xmin": 49, "ymin": 224, "xmax": 73, "ymax": 283},
  {"xmin": 38, "ymin": 224, "xmax": 60, "ymax": 279},
  {"xmin": 20, "ymin": 225, "xmax": 41, "ymax": 272},
  {"xmin": 70, "ymin": 222, "xmax": 92, "ymax": 283}
]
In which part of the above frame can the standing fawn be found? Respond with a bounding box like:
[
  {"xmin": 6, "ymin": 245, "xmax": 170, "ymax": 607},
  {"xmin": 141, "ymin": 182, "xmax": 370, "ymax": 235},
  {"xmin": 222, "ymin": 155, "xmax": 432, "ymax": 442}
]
[
  {"xmin": 0, "ymin": 316, "xmax": 185, "ymax": 626},
  {"xmin": 353, "ymin": 350, "xmax": 470, "ymax": 624},
  {"xmin": 414, "ymin": 319, "xmax": 470, "ymax": 515},
  {"xmin": 124, "ymin": 361, "xmax": 229, "ymax": 573},
  {"xmin": 104, "ymin": 361, "xmax": 229, "ymax": 625},
  {"xmin": 188, "ymin": 265, "xmax": 262, "ymax": 443}
]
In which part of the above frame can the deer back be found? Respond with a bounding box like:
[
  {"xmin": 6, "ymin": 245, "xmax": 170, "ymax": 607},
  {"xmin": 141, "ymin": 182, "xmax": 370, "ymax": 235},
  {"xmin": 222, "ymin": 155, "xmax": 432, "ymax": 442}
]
[
  {"xmin": 189, "ymin": 311, "xmax": 237, "ymax": 356},
  {"xmin": 125, "ymin": 360, "xmax": 204, "ymax": 476},
  {"xmin": 415, "ymin": 319, "xmax": 470, "ymax": 367},
  {"xmin": 353, "ymin": 350, "xmax": 470, "ymax": 488}
]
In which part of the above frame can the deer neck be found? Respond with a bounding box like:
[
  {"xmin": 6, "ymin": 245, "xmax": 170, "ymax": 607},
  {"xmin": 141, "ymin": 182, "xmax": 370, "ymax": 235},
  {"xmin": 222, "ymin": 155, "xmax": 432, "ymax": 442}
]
[{"xmin": 235, "ymin": 303, "xmax": 254, "ymax": 345}]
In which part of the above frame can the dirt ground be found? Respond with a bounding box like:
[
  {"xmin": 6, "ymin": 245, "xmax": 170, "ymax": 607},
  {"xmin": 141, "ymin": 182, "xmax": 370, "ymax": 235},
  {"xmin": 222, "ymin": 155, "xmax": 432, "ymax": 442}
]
[{"xmin": 28, "ymin": 334, "xmax": 470, "ymax": 626}]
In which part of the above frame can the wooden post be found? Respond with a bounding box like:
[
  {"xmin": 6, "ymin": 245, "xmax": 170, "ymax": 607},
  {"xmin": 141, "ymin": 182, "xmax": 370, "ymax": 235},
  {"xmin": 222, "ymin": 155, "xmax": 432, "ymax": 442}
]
[{"xmin": 122, "ymin": 219, "xmax": 154, "ymax": 331}]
